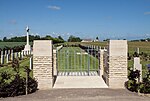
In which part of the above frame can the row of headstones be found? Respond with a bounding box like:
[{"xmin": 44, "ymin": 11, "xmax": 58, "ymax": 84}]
[
  {"xmin": 0, "ymin": 50, "xmax": 31, "ymax": 64},
  {"xmin": 81, "ymin": 44, "xmax": 107, "ymax": 51}
]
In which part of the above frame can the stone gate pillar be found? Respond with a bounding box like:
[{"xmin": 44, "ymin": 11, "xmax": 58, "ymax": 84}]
[
  {"xmin": 33, "ymin": 40, "xmax": 53, "ymax": 89},
  {"xmin": 107, "ymin": 40, "xmax": 128, "ymax": 88}
]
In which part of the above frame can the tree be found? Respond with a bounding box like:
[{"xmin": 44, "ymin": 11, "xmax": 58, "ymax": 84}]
[
  {"xmin": 96, "ymin": 37, "xmax": 99, "ymax": 40},
  {"xmin": 3, "ymin": 37, "xmax": 7, "ymax": 42},
  {"xmin": 68, "ymin": 35, "xmax": 81, "ymax": 42},
  {"xmin": 103, "ymin": 39, "xmax": 110, "ymax": 42},
  {"xmin": 58, "ymin": 36, "xmax": 64, "ymax": 41}
]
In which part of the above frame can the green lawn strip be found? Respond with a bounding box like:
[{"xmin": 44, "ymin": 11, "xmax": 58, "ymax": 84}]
[{"xmin": 57, "ymin": 47, "xmax": 99, "ymax": 72}]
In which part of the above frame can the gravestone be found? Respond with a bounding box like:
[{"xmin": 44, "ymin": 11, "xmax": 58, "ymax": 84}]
[
  {"xmin": 1, "ymin": 55, "xmax": 4, "ymax": 64},
  {"xmin": 21, "ymin": 51, "xmax": 24, "ymax": 59},
  {"xmin": 134, "ymin": 57, "xmax": 141, "ymax": 70},
  {"xmin": 106, "ymin": 40, "xmax": 128, "ymax": 88},
  {"xmin": 1, "ymin": 51, "xmax": 4, "ymax": 64},
  {"xmin": 33, "ymin": 40, "xmax": 53, "ymax": 89},
  {"xmin": 5, "ymin": 50, "xmax": 7, "ymax": 56},
  {"xmin": 134, "ymin": 57, "xmax": 142, "ymax": 82},
  {"xmin": 30, "ymin": 57, "xmax": 32, "ymax": 70},
  {"xmin": 6, "ymin": 54, "xmax": 9, "ymax": 63}
]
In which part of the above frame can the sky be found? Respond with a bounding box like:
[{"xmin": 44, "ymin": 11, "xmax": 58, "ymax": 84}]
[{"xmin": 0, "ymin": 0, "xmax": 150, "ymax": 40}]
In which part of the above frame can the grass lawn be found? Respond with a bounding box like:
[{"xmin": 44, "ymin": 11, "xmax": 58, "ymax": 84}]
[
  {"xmin": 0, "ymin": 57, "xmax": 32, "ymax": 82},
  {"xmin": 57, "ymin": 47, "xmax": 99, "ymax": 72}
]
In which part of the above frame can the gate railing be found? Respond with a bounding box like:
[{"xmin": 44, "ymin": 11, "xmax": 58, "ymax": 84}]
[{"xmin": 57, "ymin": 46, "xmax": 100, "ymax": 76}]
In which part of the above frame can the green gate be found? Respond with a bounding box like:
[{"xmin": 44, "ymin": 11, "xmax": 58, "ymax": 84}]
[{"xmin": 57, "ymin": 46, "xmax": 100, "ymax": 76}]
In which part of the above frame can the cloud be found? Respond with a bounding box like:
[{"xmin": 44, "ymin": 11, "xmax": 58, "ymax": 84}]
[
  {"xmin": 9, "ymin": 20, "xmax": 17, "ymax": 24},
  {"xmin": 47, "ymin": 5, "xmax": 61, "ymax": 10},
  {"xmin": 144, "ymin": 12, "xmax": 150, "ymax": 15}
]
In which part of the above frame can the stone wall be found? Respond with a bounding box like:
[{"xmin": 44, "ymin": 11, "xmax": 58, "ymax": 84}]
[
  {"xmin": 104, "ymin": 40, "xmax": 128, "ymax": 88},
  {"xmin": 33, "ymin": 40, "xmax": 53, "ymax": 89}
]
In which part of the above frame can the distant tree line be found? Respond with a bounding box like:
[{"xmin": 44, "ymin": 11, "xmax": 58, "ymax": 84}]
[
  {"xmin": 131, "ymin": 38, "xmax": 150, "ymax": 42},
  {"xmin": 0, "ymin": 35, "xmax": 65, "ymax": 44}
]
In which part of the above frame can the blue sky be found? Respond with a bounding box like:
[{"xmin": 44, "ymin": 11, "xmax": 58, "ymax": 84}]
[{"xmin": 0, "ymin": 0, "xmax": 150, "ymax": 40}]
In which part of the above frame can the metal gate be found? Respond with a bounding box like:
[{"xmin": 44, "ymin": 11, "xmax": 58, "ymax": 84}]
[{"xmin": 57, "ymin": 46, "xmax": 100, "ymax": 76}]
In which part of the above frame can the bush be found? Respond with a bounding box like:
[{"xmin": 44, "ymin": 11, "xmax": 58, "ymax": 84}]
[
  {"xmin": 126, "ymin": 69, "xmax": 150, "ymax": 93},
  {"xmin": 139, "ymin": 71, "xmax": 150, "ymax": 93},
  {"xmin": 126, "ymin": 70, "xmax": 140, "ymax": 92},
  {"xmin": 0, "ymin": 59, "xmax": 38, "ymax": 97},
  {"xmin": 0, "ymin": 75, "xmax": 38, "ymax": 97}
]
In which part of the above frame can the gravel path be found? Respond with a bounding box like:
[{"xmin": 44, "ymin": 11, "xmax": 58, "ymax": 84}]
[{"xmin": 0, "ymin": 88, "xmax": 150, "ymax": 101}]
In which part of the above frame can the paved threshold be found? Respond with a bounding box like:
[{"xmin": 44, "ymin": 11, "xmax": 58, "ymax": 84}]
[{"xmin": 53, "ymin": 76, "xmax": 108, "ymax": 88}]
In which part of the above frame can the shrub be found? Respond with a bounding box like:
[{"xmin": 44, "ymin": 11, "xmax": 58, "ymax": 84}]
[
  {"xmin": 0, "ymin": 59, "xmax": 38, "ymax": 97},
  {"xmin": 139, "ymin": 71, "xmax": 150, "ymax": 93},
  {"xmin": 126, "ymin": 70, "xmax": 140, "ymax": 92},
  {"xmin": 0, "ymin": 72, "xmax": 38, "ymax": 97},
  {"xmin": 126, "ymin": 69, "xmax": 150, "ymax": 93}
]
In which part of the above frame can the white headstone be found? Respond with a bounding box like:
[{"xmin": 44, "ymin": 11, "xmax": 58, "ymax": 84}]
[
  {"xmin": 1, "ymin": 55, "xmax": 4, "ymax": 64},
  {"xmin": 5, "ymin": 50, "xmax": 7, "ymax": 56},
  {"xmin": 11, "ymin": 50, "xmax": 14, "ymax": 61},
  {"xmin": 6, "ymin": 54, "xmax": 9, "ymax": 63},
  {"xmin": 21, "ymin": 51, "xmax": 24, "ymax": 59},
  {"xmin": 30, "ymin": 57, "xmax": 32, "ymax": 69},
  {"xmin": 133, "ymin": 57, "xmax": 142, "ymax": 82},
  {"xmin": 134, "ymin": 57, "xmax": 140, "ymax": 70}
]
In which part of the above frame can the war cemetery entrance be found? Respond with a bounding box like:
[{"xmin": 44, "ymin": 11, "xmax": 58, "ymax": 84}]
[
  {"xmin": 33, "ymin": 40, "xmax": 127, "ymax": 89},
  {"xmin": 57, "ymin": 45, "xmax": 100, "ymax": 76}
]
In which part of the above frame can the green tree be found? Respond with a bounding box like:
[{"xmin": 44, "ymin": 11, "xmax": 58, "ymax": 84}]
[
  {"xmin": 68, "ymin": 35, "xmax": 81, "ymax": 42},
  {"xmin": 96, "ymin": 36, "xmax": 99, "ymax": 40},
  {"xmin": 58, "ymin": 36, "xmax": 64, "ymax": 41},
  {"xmin": 3, "ymin": 37, "xmax": 7, "ymax": 42}
]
